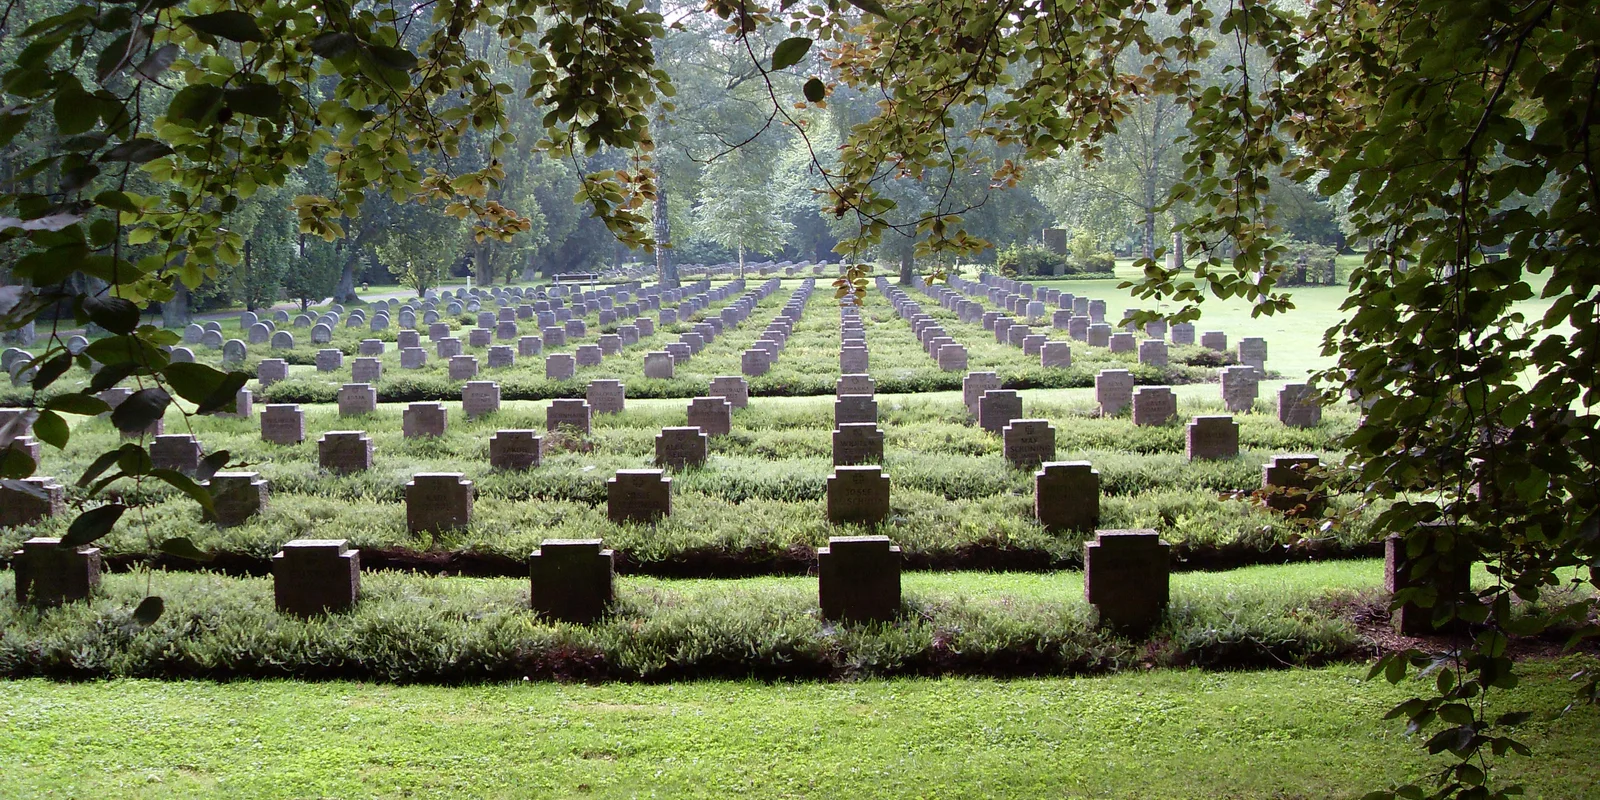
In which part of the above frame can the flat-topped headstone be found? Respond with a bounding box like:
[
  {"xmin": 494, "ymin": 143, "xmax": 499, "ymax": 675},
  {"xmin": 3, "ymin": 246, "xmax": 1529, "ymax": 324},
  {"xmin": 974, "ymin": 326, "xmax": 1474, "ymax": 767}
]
[
  {"xmin": 318, "ymin": 431, "xmax": 374, "ymax": 474},
  {"xmin": 574, "ymin": 344, "xmax": 603, "ymax": 367},
  {"xmin": 1094, "ymin": 369, "xmax": 1135, "ymax": 416},
  {"xmin": 1138, "ymin": 339, "xmax": 1168, "ymax": 367},
  {"xmin": 150, "ymin": 434, "xmax": 202, "ymax": 474},
  {"xmin": 352, "ymin": 356, "xmax": 382, "ymax": 384},
  {"xmin": 1086, "ymin": 323, "xmax": 1111, "ymax": 347},
  {"xmin": 1084, "ymin": 529, "xmax": 1170, "ymax": 633},
  {"xmin": 529, "ymin": 539, "xmax": 614, "ymax": 624},
  {"xmin": 686, "ymin": 396, "xmax": 732, "ymax": 436},
  {"xmin": 1201, "ymin": 331, "xmax": 1227, "ymax": 352},
  {"xmin": 0, "ymin": 477, "xmax": 64, "ymax": 529},
  {"xmin": 817, "ymin": 535, "xmax": 901, "ymax": 623},
  {"xmin": 518, "ymin": 336, "xmax": 543, "ymax": 357},
  {"xmin": 840, "ymin": 346, "xmax": 869, "ymax": 373},
  {"xmin": 936, "ymin": 343, "xmax": 968, "ymax": 372},
  {"xmin": 400, "ymin": 347, "xmax": 428, "ymax": 369},
  {"xmin": 12, "ymin": 537, "xmax": 101, "ymax": 607},
  {"xmin": 1277, "ymin": 383, "xmax": 1322, "ymax": 427},
  {"xmin": 1035, "ymin": 461, "xmax": 1100, "ymax": 532},
  {"xmin": 1238, "ymin": 337, "xmax": 1268, "ymax": 372},
  {"xmin": 826, "ymin": 465, "xmax": 891, "ymax": 526},
  {"xmin": 655, "ymin": 426, "xmax": 709, "ymax": 469},
  {"xmin": 977, "ymin": 389, "xmax": 1023, "ymax": 434},
  {"xmin": 1131, "ymin": 386, "xmax": 1177, "ymax": 426},
  {"xmin": 1263, "ymin": 455, "xmax": 1325, "ymax": 517},
  {"xmin": 546, "ymin": 353, "xmax": 576, "ymax": 380},
  {"xmin": 607, "ymin": 468, "xmax": 671, "ymax": 524},
  {"xmin": 708, "ymin": 376, "xmax": 749, "ymax": 409},
  {"xmin": 261, "ymin": 404, "xmax": 305, "ymax": 444},
  {"xmin": 586, "ymin": 380, "xmax": 626, "ymax": 415},
  {"xmin": 834, "ymin": 394, "xmax": 878, "ymax": 426},
  {"xmin": 740, "ymin": 348, "xmax": 771, "ymax": 376},
  {"xmin": 273, "ymin": 539, "xmax": 360, "ymax": 617},
  {"xmin": 833, "ymin": 423, "xmax": 884, "ymax": 466},
  {"xmin": 403, "ymin": 402, "xmax": 448, "ymax": 438},
  {"xmin": 358, "ymin": 339, "xmax": 385, "ymax": 356},
  {"xmin": 489, "ymin": 430, "xmax": 543, "ymax": 470},
  {"xmin": 206, "ymin": 472, "xmax": 268, "ymax": 527},
  {"xmin": 406, "ymin": 472, "xmax": 474, "ymax": 532},
  {"xmin": 1186, "ymin": 415, "xmax": 1239, "ymax": 460},
  {"xmin": 1220, "ymin": 365, "xmax": 1259, "ymax": 412},
  {"xmin": 546, "ymin": 398, "xmax": 591, "ymax": 433},
  {"xmin": 436, "ymin": 337, "xmax": 463, "ymax": 359},
  {"xmin": 1002, "ymin": 419, "xmax": 1056, "ymax": 469},
  {"xmin": 337, "ymin": 383, "xmax": 376, "ymax": 417},
  {"xmin": 1107, "ymin": 332, "xmax": 1136, "ymax": 353},
  {"xmin": 462, "ymin": 381, "xmax": 501, "ymax": 418},
  {"xmin": 962, "ymin": 372, "xmax": 1001, "ymax": 416}
]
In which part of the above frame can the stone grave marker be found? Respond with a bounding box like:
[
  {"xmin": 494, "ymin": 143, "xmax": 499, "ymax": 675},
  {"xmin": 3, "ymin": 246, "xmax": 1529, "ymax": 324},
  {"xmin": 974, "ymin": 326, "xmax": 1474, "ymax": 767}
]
[
  {"xmin": 1084, "ymin": 530, "xmax": 1170, "ymax": 633},
  {"xmin": 937, "ymin": 344, "xmax": 968, "ymax": 372},
  {"xmin": 1002, "ymin": 419, "xmax": 1056, "ymax": 469},
  {"xmin": 977, "ymin": 389, "xmax": 1023, "ymax": 434},
  {"xmin": 546, "ymin": 398, "xmax": 592, "ymax": 433},
  {"xmin": 11, "ymin": 537, "xmax": 101, "ymax": 607},
  {"xmin": 1138, "ymin": 339, "xmax": 1168, "ymax": 367},
  {"xmin": 337, "ymin": 383, "xmax": 376, "ymax": 417},
  {"xmin": 318, "ymin": 431, "xmax": 373, "ymax": 474},
  {"xmin": 1094, "ymin": 369, "xmax": 1134, "ymax": 416},
  {"xmin": 574, "ymin": 344, "xmax": 603, "ymax": 367},
  {"xmin": 1238, "ymin": 337, "xmax": 1268, "ymax": 372},
  {"xmin": 655, "ymin": 426, "xmax": 709, "ymax": 469},
  {"xmin": 834, "ymin": 394, "xmax": 878, "ymax": 426},
  {"xmin": 258, "ymin": 358, "xmax": 289, "ymax": 386},
  {"xmin": 150, "ymin": 434, "xmax": 202, "ymax": 474},
  {"xmin": 1201, "ymin": 331, "xmax": 1227, "ymax": 352},
  {"xmin": 586, "ymin": 380, "xmax": 626, "ymax": 415},
  {"xmin": 1131, "ymin": 386, "xmax": 1177, "ymax": 426},
  {"xmin": 546, "ymin": 353, "xmax": 576, "ymax": 380},
  {"xmin": 1185, "ymin": 415, "xmax": 1239, "ymax": 461},
  {"xmin": 448, "ymin": 355, "xmax": 479, "ymax": 381},
  {"xmin": 837, "ymin": 374, "xmax": 875, "ymax": 396},
  {"xmin": 1034, "ymin": 462, "xmax": 1099, "ymax": 532},
  {"xmin": 315, "ymin": 348, "xmax": 343, "ymax": 372},
  {"xmin": 401, "ymin": 348, "xmax": 427, "ymax": 369},
  {"xmin": 1170, "ymin": 323, "xmax": 1195, "ymax": 345},
  {"xmin": 261, "ymin": 404, "xmax": 305, "ymax": 444},
  {"xmin": 489, "ymin": 430, "xmax": 543, "ymax": 470},
  {"xmin": 358, "ymin": 339, "xmax": 385, "ymax": 356},
  {"xmin": 529, "ymin": 539, "xmax": 614, "ymax": 624},
  {"xmin": 406, "ymin": 473, "xmax": 474, "ymax": 532},
  {"xmin": 840, "ymin": 346, "xmax": 869, "ymax": 373},
  {"xmin": 1262, "ymin": 455, "xmax": 1325, "ymax": 517},
  {"xmin": 826, "ymin": 465, "xmax": 891, "ymax": 526},
  {"xmin": 206, "ymin": 472, "xmax": 268, "ymax": 527},
  {"xmin": 462, "ymin": 381, "xmax": 501, "ymax": 418},
  {"xmin": 686, "ymin": 396, "xmax": 732, "ymax": 436},
  {"xmin": 272, "ymin": 539, "xmax": 360, "ymax": 616},
  {"xmin": 1220, "ymin": 365, "xmax": 1259, "ymax": 412},
  {"xmin": 1277, "ymin": 383, "xmax": 1322, "ymax": 427},
  {"xmin": 607, "ymin": 469, "xmax": 671, "ymax": 524},
  {"xmin": 1385, "ymin": 529, "xmax": 1474, "ymax": 636},
  {"xmin": 0, "ymin": 477, "xmax": 64, "ymax": 529},
  {"xmin": 222, "ymin": 339, "xmax": 248, "ymax": 365},
  {"xmin": 403, "ymin": 402, "xmax": 448, "ymax": 438},
  {"xmin": 708, "ymin": 376, "xmax": 749, "ymax": 409},
  {"xmin": 352, "ymin": 357, "xmax": 382, "ymax": 384},
  {"xmin": 817, "ymin": 535, "xmax": 901, "ymax": 623},
  {"xmin": 962, "ymin": 372, "xmax": 1002, "ymax": 416},
  {"xmin": 832, "ymin": 423, "xmax": 884, "ymax": 466}
]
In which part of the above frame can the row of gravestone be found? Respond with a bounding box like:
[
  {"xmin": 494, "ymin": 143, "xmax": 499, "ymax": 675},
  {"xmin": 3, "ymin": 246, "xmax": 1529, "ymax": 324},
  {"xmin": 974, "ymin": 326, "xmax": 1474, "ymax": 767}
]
[
  {"xmin": 8, "ymin": 525, "xmax": 1466, "ymax": 637},
  {"xmin": 736, "ymin": 283, "xmax": 813, "ymax": 377},
  {"xmin": 888, "ymin": 282, "xmax": 978, "ymax": 371}
]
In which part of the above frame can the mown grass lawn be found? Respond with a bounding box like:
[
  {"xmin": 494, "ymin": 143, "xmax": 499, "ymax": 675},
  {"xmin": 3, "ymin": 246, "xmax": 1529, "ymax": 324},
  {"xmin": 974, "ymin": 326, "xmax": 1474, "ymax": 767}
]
[{"xmin": 2, "ymin": 656, "xmax": 1596, "ymax": 799}]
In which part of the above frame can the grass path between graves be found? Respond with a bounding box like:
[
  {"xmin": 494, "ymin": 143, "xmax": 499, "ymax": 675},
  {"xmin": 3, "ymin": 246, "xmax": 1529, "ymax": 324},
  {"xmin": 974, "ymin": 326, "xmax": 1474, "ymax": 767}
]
[{"xmin": 1, "ymin": 656, "xmax": 1596, "ymax": 799}]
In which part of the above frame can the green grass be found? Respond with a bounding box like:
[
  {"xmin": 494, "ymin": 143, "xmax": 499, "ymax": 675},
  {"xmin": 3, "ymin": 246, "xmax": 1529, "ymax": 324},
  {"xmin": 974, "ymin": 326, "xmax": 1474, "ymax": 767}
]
[{"xmin": 2, "ymin": 656, "xmax": 1596, "ymax": 798}]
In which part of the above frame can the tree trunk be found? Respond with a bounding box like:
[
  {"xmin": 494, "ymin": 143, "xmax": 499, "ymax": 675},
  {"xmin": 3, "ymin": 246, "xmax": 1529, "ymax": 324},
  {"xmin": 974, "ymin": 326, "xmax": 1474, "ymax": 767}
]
[
  {"xmin": 243, "ymin": 240, "xmax": 256, "ymax": 311},
  {"xmin": 648, "ymin": 0, "xmax": 678, "ymax": 289},
  {"xmin": 1144, "ymin": 210, "xmax": 1157, "ymax": 261},
  {"xmin": 161, "ymin": 278, "xmax": 190, "ymax": 328},
  {"xmin": 898, "ymin": 250, "xmax": 913, "ymax": 285},
  {"xmin": 737, "ymin": 244, "xmax": 745, "ymax": 280},
  {"xmin": 1171, "ymin": 231, "xmax": 1184, "ymax": 271},
  {"xmin": 335, "ymin": 251, "xmax": 360, "ymax": 303}
]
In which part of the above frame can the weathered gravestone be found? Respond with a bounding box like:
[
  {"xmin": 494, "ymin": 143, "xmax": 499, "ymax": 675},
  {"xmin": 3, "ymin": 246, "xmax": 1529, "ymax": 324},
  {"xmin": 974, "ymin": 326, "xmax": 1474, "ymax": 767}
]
[
  {"xmin": 586, "ymin": 380, "xmax": 626, "ymax": 415},
  {"xmin": 260, "ymin": 404, "xmax": 305, "ymax": 444},
  {"xmin": 206, "ymin": 472, "xmax": 268, "ymax": 527},
  {"xmin": 490, "ymin": 430, "xmax": 543, "ymax": 470},
  {"xmin": 222, "ymin": 339, "xmax": 248, "ymax": 365},
  {"xmin": 1220, "ymin": 365, "xmax": 1259, "ymax": 413},
  {"xmin": 832, "ymin": 423, "xmax": 884, "ymax": 466},
  {"xmin": 1170, "ymin": 322, "xmax": 1196, "ymax": 345},
  {"xmin": 462, "ymin": 381, "xmax": 501, "ymax": 418},
  {"xmin": 1277, "ymin": 383, "xmax": 1322, "ymax": 427},
  {"xmin": 546, "ymin": 398, "xmax": 591, "ymax": 433},
  {"xmin": 838, "ymin": 374, "xmax": 876, "ymax": 397},
  {"xmin": 686, "ymin": 396, "xmax": 732, "ymax": 436},
  {"xmin": 741, "ymin": 348, "xmax": 771, "ymax": 376},
  {"xmin": 655, "ymin": 426, "xmax": 709, "ymax": 469},
  {"xmin": 1131, "ymin": 386, "xmax": 1177, "ymax": 426},
  {"xmin": 708, "ymin": 376, "xmax": 749, "ymax": 409},
  {"xmin": 607, "ymin": 469, "xmax": 671, "ymax": 524},
  {"xmin": 644, "ymin": 351, "xmax": 674, "ymax": 379},
  {"xmin": 1041, "ymin": 341, "xmax": 1072, "ymax": 368},
  {"xmin": 826, "ymin": 465, "xmax": 891, "ymax": 526},
  {"xmin": 546, "ymin": 353, "xmax": 576, "ymax": 380},
  {"xmin": 448, "ymin": 355, "xmax": 479, "ymax": 381},
  {"xmin": 1034, "ymin": 462, "xmax": 1099, "ymax": 532},
  {"xmin": 1138, "ymin": 339, "xmax": 1168, "ymax": 367},
  {"xmin": 840, "ymin": 346, "xmax": 869, "ymax": 373},
  {"xmin": 0, "ymin": 477, "xmax": 64, "ymax": 529},
  {"xmin": 962, "ymin": 372, "xmax": 1001, "ymax": 416},
  {"xmin": 352, "ymin": 357, "xmax": 382, "ymax": 384},
  {"xmin": 529, "ymin": 539, "xmax": 614, "ymax": 624},
  {"xmin": 1084, "ymin": 529, "xmax": 1170, "ymax": 633},
  {"xmin": 1238, "ymin": 337, "xmax": 1268, "ymax": 372},
  {"xmin": 1108, "ymin": 332, "xmax": 1136, "ymax": 353},
  {"xmin": 817, "ymin": 535, "xmax": 901, "ymax": 623},
  {"xmin": 406, "ymin": 473, "xmax": 474, "ymax": 532},
  {"xmin": 1385, "ymin": 529, "xmax": 1475, "ymax": 636},
  {"xmin": 318, "ymin": 431, "xmax": 373, "ymax": 474},
  {"xmin": 1185, "ymin": 415, "xmax": 1239, "ymax": 461},
  {"xmin": 150, "ymin": 434, "xmax": 202, "ymax": 474},
  {"xmin": 315, "ymin": 348, "xmax": 343, "ymax": 372},
  {"xmin": 1002, "ymin": 419, "xmax": 1056, "ymax": 469},
  {"xmin": 358, "ymin": 339, "xmax": 385, "ymax": 356},
  {"xmin": 403, "ymin": 402, "xmax": 448, "ymax": 438},
  {"xmin": 11, "ymin": 537, "xmax": 100, "ymax": 607},
  {"xmin": 1200, "ymin": 331, "xmax": 1227, "ymax": 352},
  {"xmin": 337, "ymin": 383, "xmax": 376, "ymax": 417},
  {"xmin": 518, "ymin": 336, "xmax": 543, "ymax": 357},
  {"xmin": 977, "ymin": 389, "xmax": 1023, "ymax": 434},
  {"xmin": 258, "ymin": 358, "xmax": 290, "ymax": 386},
  {"xmin": 834, "ymin": 394, "xmax": 878, "ymax": 426},
  {"xmin": 400, "ymin": 348, "xmax": 428, "ymax": 369},
  {"xmin": 272, "ymin": 539, "xmax": 360, "ymax": 616}
]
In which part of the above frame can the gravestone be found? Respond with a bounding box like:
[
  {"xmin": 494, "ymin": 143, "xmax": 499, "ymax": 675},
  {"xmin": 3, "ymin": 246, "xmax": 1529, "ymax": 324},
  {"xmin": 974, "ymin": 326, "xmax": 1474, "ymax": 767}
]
[
  {"xmin": 1238, "ymin": 337, "xmax": 1268, "ymax": 372},
  {"xmin": 826, "ymin": 465, "xmax": 891, "ymax": 526},
  {"xmin": 315, "ymin": 348, "xmax": 343, "ymax": 372},
  {"xmin": 222, "ymin": 339, "xmax": 248, "ymax": 365},
  {"xmin": 977, "ymin": 389, "xmax": 1023, "ymax": 434},
  {"xmin": 150, "ymin": 434, "xmax": 202, "ymax": 474},
  {"xmin": 436, "ymin": 338, "xmax": 463, "ymax": 359},
  {"xmin": 1277, "ymin": 383, "xmax": 1322, "ymax": 427},
  {"xmin": 1040, "ymin": 341, "xmax": 1072, "ymax": 368},
  {"xmin": 486, "ymin": 346, "xmax": 517, "ymax": 369},
  {"xmin": 206, "ymin": 472, "xmax": 268, "ymax": 527},
  {"xmin": 684, "ymin": 393, "xmax": 734, "ymax": 437},
  {"xmin": 574, "ymin": 344, "xmax": 603, "ymax": 367},
  {"xmin": 840, "ymin": 346, "xmax": 869, "ymax": 373},
  {"xmin": 546, "ymin": 398, "xmax": 592, "ymax": 433},
  {"xmin": 247, "ymin": 323, "xmax": 270, "ymax": 344},
  {"xmin": 1108, "ymin": 332, "xmax": 1136, "ymax": 353},
  {"xmin": 272, "ymin": 539, "xmax": 361, "ymax": 616},
  {"xmin": 546, "ymin": 353, "xmax": 576, "ymax": 380},
  {"xmin": 490, "ymin": 430, "xmax": 543, "ymax": 470},
  {"xmin": 543, "ymin": 326, "xmax": 566, "ymax": 347},
  {"xmin": 1131, "ymin": 386, "xmax": 1177, "ymax": 426},
  {"xmin": 962, "ymin": 372, "xmax": 1002, "ymax": 416},
  {"xmin": 834, "ymin": 394, "xmax": 878, "ymax": 426},
  {"xmin": 1200, "ymin": 331, "xmax": 1228, "ymax": 352},
  {"xmin": 1220, "ymin": 365, "xmax": 1260, "ymax": 412},
  {"xmin": 184, "ymin": 324, "xmax": 204, "ymax": 343},
  {"xmin": 708, "ymin": 376, "xmax": 749, "ymax": 409},
  {"xmin": 1094, "ymin": 369, "xmax": 1135, "ymax": 416},
  {"xmin": 448, "ymin": 355, "xmax": 479, "ymax": 381},
  {"xmin": 529, "ymin": 539, "xmax": 614, "ymax": 624},
  {"xmin": 838, "ymin": 374, "xmax": 876, "ymax": 397},
  {"xmin": 655, "ymin": 426, "xmax": 709, "ymax": 469},
  {"xmin": 1262, "ymin": 455, "xmax": 1325, "ymax": 517},
  {"xmin": 1137, "ymin": 339, "xmax": 1168, "ymax": 367},
  {"xmin": 318, "ymin": 431, "xmax": 374, "ymax": 474},
  {"xmin": 403, "ymin": 402, "xmax": 448, "ymax": 438},
  {"xmin": 406, "ymin": 473, "xmax": 474, "ymax": 532},
  {"xmin": 1084, "ymin": 530, "xmax": 1170, "ymax": 633},
  {"xmin": 586, "ymin": 380, "xmax": 626, "ymax": 415},
  {"xmin": 0, "ymin": 477, "xmax": 64, "ymax": 529},
  {"xmin": 311, "ymin": 324, "xmax": 333, "ymax": 344},
  {"xmin": 1170, "ymin": 323, "xmax": 1196, "ymax": 345},
  {"xmin": 258, "ymin": 358, "xmax": 289, "ymax": 386},
  {"xmin": 337, "ymin": 383, "xmax": 376, "ymax": 417},
  {"xmin": 261, "ymin": 404, "xmax": 305, "ymax": 444},
  {"xmin": 1002, "ymin": 419, "xmax": 1056, "ymax": 469},
  {"xmin": 271, "ymin": 331, "xmax": 295, "ymax": 350},
  {"xmin": 741, "ymin": 348, "xmax": 771, "ymax": 376},
  {"xmin": 832, "ymin": 423, "xmax": 884, "ymax": 466},
  {"xmin": 936, "ymin": 344, "xmax": 968, "ymax": 372},
  {"xmin": 1185, "ymin": 415, "xmax": 1239, "ymax": 461},
  {"xmin": 1385, "ymin": 530, "xmax": 1475, "ymax": 636},
  {"xmin": 11, "ymin": 537, "xmax": 101, "ymax": 607},
  {"xmin": 400, "ymin": 348, "xmax": 428, "ymax": 369},
  {"xmin": 1068, "ymin": 316, "xmax": 1090, "ymax": 341},
  {"xmin": 170, "ymin": 347, "xmax": 195, "ymax": 363},
  {"xmin": 462, "ymin": 381, "xmax": 501, "ymax": 418},
  {"xmin": 817, "ymin": 535, "xmax": 901, "ymax": 623},
  {"xmin": 1034, "ymin": 462, "xmax": 1099, "ymax": 532},
  {"xmin": 358, "ymin": 339, "xmax": 385, "ymax": 356},
  {"xmin": 644, "ymin": 351, "xmax": 674, "ymax": 379},
  {"xmin": 607, "ymin": 469, "xmax": 671, "ymax": 524},
  {"xmin": 352, "ymin": 357, "xmax": 382, "ymax": 384},
  {"xmin": 518, "ymin": 336, "xmax": 543, "ymax": 357}
]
